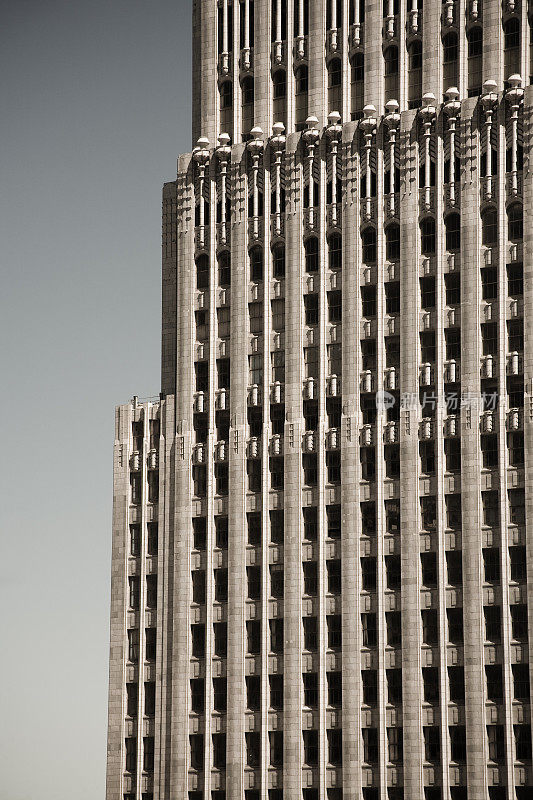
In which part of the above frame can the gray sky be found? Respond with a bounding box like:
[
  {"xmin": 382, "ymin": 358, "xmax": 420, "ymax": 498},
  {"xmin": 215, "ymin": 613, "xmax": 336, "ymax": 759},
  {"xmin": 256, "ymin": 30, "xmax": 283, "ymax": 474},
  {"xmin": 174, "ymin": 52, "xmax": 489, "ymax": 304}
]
[{"xmin": 0, "ymin": 2, "xmax": 191, "ymax": 797}]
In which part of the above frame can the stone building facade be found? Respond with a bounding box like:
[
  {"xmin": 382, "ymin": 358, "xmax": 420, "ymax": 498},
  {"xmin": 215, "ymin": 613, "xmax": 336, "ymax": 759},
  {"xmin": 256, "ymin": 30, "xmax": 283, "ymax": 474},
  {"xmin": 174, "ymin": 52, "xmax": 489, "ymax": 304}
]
[{"xmin": 107, "ymin": 1, "xmax": 533, "ymax": 799}]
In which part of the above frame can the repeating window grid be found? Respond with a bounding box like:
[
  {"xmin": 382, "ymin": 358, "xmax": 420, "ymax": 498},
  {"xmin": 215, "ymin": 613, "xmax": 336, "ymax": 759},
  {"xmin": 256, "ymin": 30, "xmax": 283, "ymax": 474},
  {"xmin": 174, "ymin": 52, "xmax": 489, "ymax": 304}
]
[
  {"xmin": 186, "ymin": 95, "xmax": 533, "ymax": 793},
  {"xmin": 123, "ymin": 406, "xmax": 161, "ymax": 791},
  {"xmin": 260, "ymin": 160, "xmax": 273, "ymax": 789},
  {"xmin": 432, "ymin": 140, "xmax": 453, "ymax": 786},
  {"xmin": 316, "ymin": 144, "xmax": 329, "ymax": 791},
  {"xmin": 372, "ymin": 129, "xmax": 391, "ymax": 787},
  {"xmin": 495, "ymin": 110, "xmax": 520, "ymax": 776},
  {"xmin": 209, "ymin": 6, "xmax": 533, "ymax": 141}
]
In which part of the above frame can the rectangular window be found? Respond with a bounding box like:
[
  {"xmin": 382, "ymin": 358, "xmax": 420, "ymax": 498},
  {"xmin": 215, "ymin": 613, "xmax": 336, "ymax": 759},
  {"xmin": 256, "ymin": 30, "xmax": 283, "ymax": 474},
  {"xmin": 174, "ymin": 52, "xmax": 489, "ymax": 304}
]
[
  {"xmin": 387, "ymin": 727, "xmax": 403, "ymax": 763},
  {"xmin": 327, "ymin": 559, "xmax": 341, "ymax": 593},
  {"xmin": 248, "ymin": 353, "xmax": 263, "ymax": 384},
  {"xmin": 130, "ymin": 524, "xmax": 141, "ymax": 556},
  {"xmin": 270, "ymin": 509, "xmax": 284, "ymax": 543},
  {"xmin": 269, "ymin": 564, "xmax": 284, "ymax": 598},
  {"xmin": 215, "ymin": 516, "xmax": 228, "ymax": 548},
  {"xmin": 327, "ymin": 614, "xmax": 342, "ymax": 648},
  {"xmin": 303, "ymin": 616, "xmax": 318, "ymax": 650},
  {"xmin": 247, "ymin": 620, "xmax": 261, "ymax": 654},
  {"xmin": 128, "ymin": 629, "xmax": 139, "ymax": 662},
  {"xmin": 449, "ymin": 726, "xmax": 466, "ymax": 761},
  {"xmin": 484, "ymin": 605, "xmax": 501, "ymax": 643},
  {"xmin": 303, "ymin": 730, "xmax": 319, "ymax": 765},
  {"xmin": 213, "ymin": 622, "xmax": 227, "ymax": 657},
  {"xmin": 125, "ymin": 737, "xmax": 137, "ymax": 772},
  {"xmin": 269, "ymin": 730, "xmax": 283, "ymax": 766},
  {"xmin": 303, "ymin": 561, "xmax": 318, "ymax": 595},
  {"xmin": 303, "ymin": 672, "xmax": 318, "ymax": 706},
  {"xmin": 269, "ymin": 673, "xmax": 283, "ymax": 709},
  {"xmin": 213, "ymin": 677, "xmax": 227, "ymax": 711},
  {"xmin": 143, "ymin": 737, "xmax": 154, "ymax": 771},
  {"xmin": 448, "ymin": 666, "xmax": 465, "ymax": 703},
  {"xmin": 327, "ymin": 671, "xmax": 342, "ymax": 706},
  {"xmin": 246, "ymin": 675, "xmax": 261, "ymax": 710},
  {"xmin": 271, "ymin": 350, "xmax": 285, "ymax": 383},
  {"xmin": 213, "ymin": 732, "xmax": 226, "ymax": 769},
  {"xmin": 189, "ymin": 734, "xmax": 204, "ymax": 770},
  {"xmin": 447, "ymin": 608, "xmax": 463, "ymax": 644},
  {"xmin": 361, "ymin": 613, "xmax": 377, "ymax": 647},
  {"xmin": 304, "ymin": 346, "xmax": 319, "ymax": 378},
  {"xmin": 327, "ymin": 504, "xmax": 341, "ymax": 538},
  {"xmin": 269, "ymin": 618, "xmax": 284, "ymax": 653},
  {"xmin": 362, "ymin": 727, "xmax": 378, "ymax": 763},
  {"xmin": 362, "ymin": 669, "xmax": 377, "ymax": 705},
  {"xmin": 387, "ymin": 669, "xmax": 402, "ymax": 704}
]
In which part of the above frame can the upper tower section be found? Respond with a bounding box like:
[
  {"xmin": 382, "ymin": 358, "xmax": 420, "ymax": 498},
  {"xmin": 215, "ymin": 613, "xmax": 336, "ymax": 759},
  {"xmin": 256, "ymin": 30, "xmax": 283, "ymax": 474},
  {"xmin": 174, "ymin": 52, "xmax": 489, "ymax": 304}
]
[{"xmin": 192, "ymin": 0, "xmax": 531, "ymax": 146}]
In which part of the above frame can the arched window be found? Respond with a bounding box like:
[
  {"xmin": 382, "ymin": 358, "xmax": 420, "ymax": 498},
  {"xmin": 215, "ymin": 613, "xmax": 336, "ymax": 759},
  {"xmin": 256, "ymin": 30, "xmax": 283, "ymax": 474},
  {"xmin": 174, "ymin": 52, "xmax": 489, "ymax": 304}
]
[
  {"xmin": 384, "ymin": 45, "xmax": 399, "ymax": 101},
  {"xmin": 481, "ymin": 207, "xmax": 497, "ymax": 246},
  {"xmin": 408, "ymin": 41, "xmax": 422, "ymax": 108},
  {"xmin": 242, "ymin": 76, "xmax": 254, "ymax": 105},
  {"xmin": 408, "ymin": 40, "xmax": 422, "ymax": 70},
  {"xmin": 385, "ymin": 223, "xmax": 400, "ymax": 261},
  {"xmin": 351, "ymin": 53, "xmax": 364, "ymax": 119},
  {"xmin": 241, "ymin": 76, "xmax": 254, "ymax": 139},
  {"xmin": 504, "ymin": 17, "xmax": 520, "ymax": 50},
  {"xmin": 467, "ymin": 28, "xmax": 482, "ymax": 96},
  {"xmin": 504, "ymin": 18, "xmax": 520, "ymax": 76},
  {"xmin": 420, "ymin": 218, "xmax": 436, "ymax": 255},
  {"xmin": 329, "ymin": 234, "xmax": 342, "ymax": 269},
  {"xmin": 328, "ymin": 58, "xmax": 342, "ymax": 88},
  {"xmin": 295, "ymin": 65, "xmax": 308, "ymax": 94},
  {"xmin": 220, "ymin": 81, "xmax": 233, "ymax": 109},
  {"xmin": 250, "ymin": 246, "xmax": 264, "ymax": 281},
  {"xmin": 443, "ymin": 32, "xmax": 458, "ymax": 90},
  {"xmin": 384, "ymin": 45, "xmax": 399, "ymax": 75},
  {"xmin": 273, "ymin": 70, "xmax": 287, "ymax": 98},
  {"xmin": 361, "ymin": 227, "xmax": 377, "ymax": 264},
  {"xmin": 272, "ymin": 243, "xmax": 286, "ymax": 278},
  {"xmin": 508, "ymin": 203, "xmax": 523, "ymax": 241},
  {"xmin": 443, "ymin": 32, "xmax": 458, "ymax": 63},
  {"xmin": 196, "ymin": 254, "xmax": 210, "ymax": 289},
  {"xmin": 218, "ymin": 251, "xmax": 231, "ymax": 286},
  {"xmin": 467, "ymin": 26, "xmax": 482, "ymax": 57},
  {"xmin": 445, "ymin": 213, "xmax": 461, "ymax": 251},
  {"xmin": 295, "ymin": 65, "xmax": 309, "ymax": 128},
  {"xmin": 305, "ymin": 237, "xmax": 319, "ymax": 272}
]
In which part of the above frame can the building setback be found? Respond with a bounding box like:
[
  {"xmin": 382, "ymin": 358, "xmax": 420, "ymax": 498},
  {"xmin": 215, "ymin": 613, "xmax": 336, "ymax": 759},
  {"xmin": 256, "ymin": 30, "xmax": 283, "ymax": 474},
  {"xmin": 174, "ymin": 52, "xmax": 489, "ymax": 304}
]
[{"xmin": 106, "ymin": 1, "xmax": 533, "ymax": 799}]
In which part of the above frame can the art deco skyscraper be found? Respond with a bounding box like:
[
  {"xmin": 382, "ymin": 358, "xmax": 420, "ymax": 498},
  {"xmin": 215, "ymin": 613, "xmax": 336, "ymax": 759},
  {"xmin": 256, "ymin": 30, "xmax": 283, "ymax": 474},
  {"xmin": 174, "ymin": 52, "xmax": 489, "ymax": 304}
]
[{"xmin": 107, "ymin": 2, "xmax": 533, "ymax": 799}]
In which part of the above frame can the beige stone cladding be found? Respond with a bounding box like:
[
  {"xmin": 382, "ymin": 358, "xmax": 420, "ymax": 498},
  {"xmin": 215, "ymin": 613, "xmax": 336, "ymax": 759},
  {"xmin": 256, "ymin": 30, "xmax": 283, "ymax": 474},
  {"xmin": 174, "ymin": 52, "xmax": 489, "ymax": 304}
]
[{"xmin": 107, "ymin": 2, "xmax": 533, "ymax": 799}]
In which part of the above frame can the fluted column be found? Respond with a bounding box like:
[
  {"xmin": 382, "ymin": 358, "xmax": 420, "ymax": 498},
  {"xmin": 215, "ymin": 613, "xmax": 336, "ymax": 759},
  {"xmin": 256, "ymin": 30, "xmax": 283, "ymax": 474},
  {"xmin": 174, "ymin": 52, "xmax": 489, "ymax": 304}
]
[
  {"xmin": 192, "ymin": 0, "xmax": 218, "ymax": 145},
  {"xmin": 283, "ymin": 134, "xmax": 304, "ymax": 800},
  {"xmin": 422, "ymin": 0, "xmax": 442, "ymax": 100},
  {"xmin": 340, "ymin": 119, "xmax": 363, "ymax": 800},
  {"xmin": 154, "ymin": 395, "xmax": 174, "ymax": 799},
  {"xmin": 459, "ymin": 100, "xmax": 487, "ymax": 800},
  {"xmin": 169, "ymin": 152, "xmax": 196, "ymax": 800},
  {"xmin": 522, "ymin": 83, "xmax": 533, "ymax": 768},
  {"xmin": 363, "ymin": 0, "xmax": 384, "ymax": 111},
  {"xmin": 106, "ymin": 404, "xmax": 131, "ymax": 800},
  {"xmin": 482, "ymin": 0, "xmax": 503, "ymax": 87},
  {"xmin": 399, "ymin": 107, "xmax": 423, "ymax": 800},
  {"xmin": 226, "ymin": 144, "xmax": 249, "ymax": 800},
  {"xmin": 308, "ymin": 0, "xmax": 327, "ymax": 127}
]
